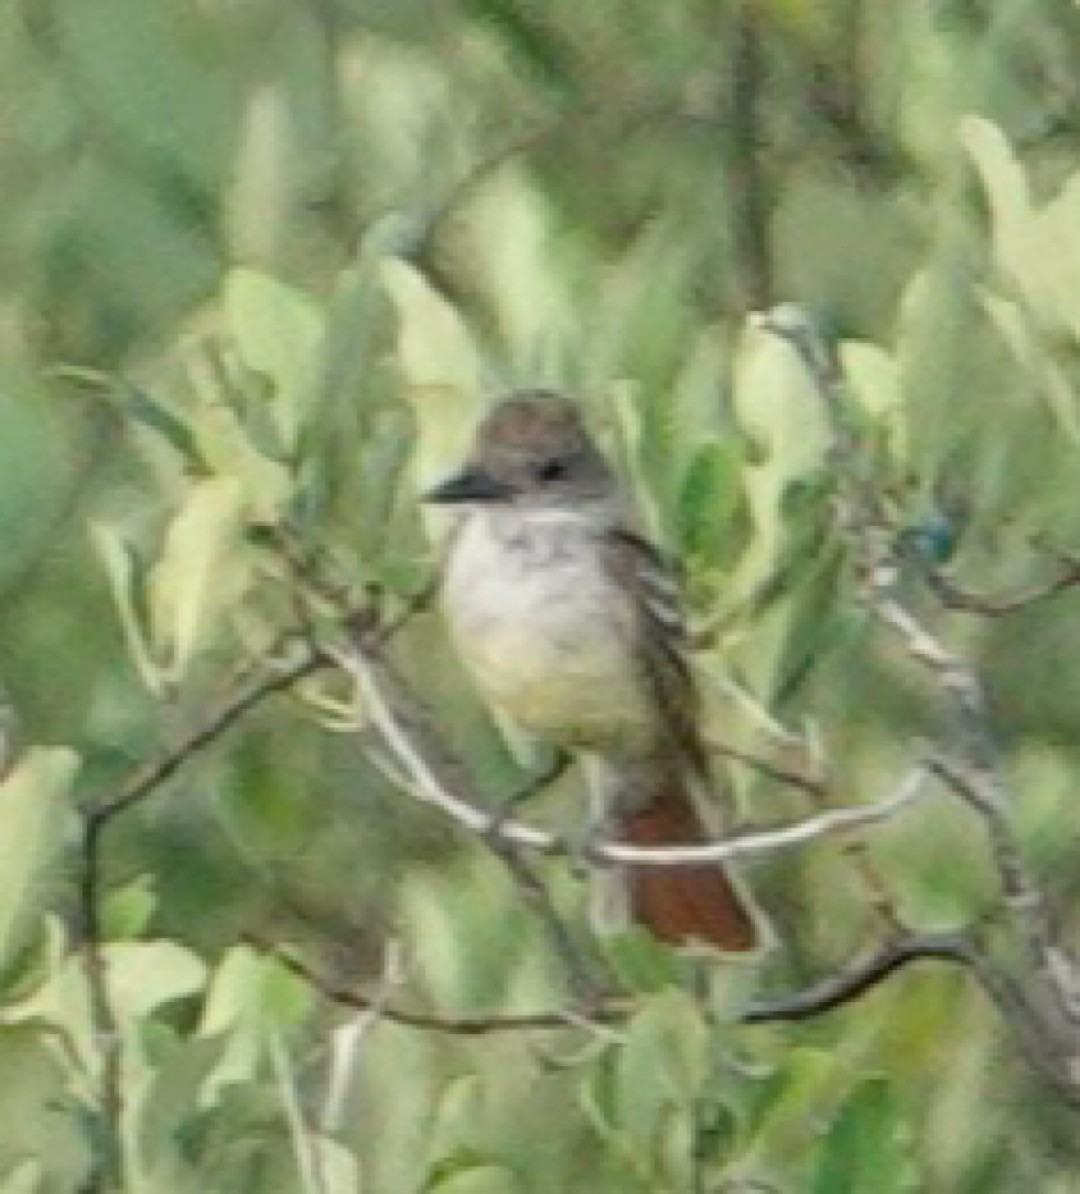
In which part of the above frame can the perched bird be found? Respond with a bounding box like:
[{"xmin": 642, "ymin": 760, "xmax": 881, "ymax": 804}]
[{"xmin": 426, "ymin": 390, "xmax": 759, "ymax": 951}]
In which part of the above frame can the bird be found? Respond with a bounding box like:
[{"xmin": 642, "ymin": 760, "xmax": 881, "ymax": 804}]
[{"xmin": 425, "ymin": 389, "xmax": 759, "ymax": 952}]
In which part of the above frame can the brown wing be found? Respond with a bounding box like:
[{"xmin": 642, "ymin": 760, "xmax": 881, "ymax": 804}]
[
  {"xmin": 600, "ymin": 528, "xmax": 757, "ymax": 951},
  {"xmin": 602, "ymin": 528, "xmax": 709, "ymax": 778}
]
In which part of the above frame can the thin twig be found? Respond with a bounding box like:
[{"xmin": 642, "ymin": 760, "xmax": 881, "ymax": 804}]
[
  {"xmin": 920, "ymin": 563, "xmax": 1080, "ymax": 617},
  {"xmin": 253, "ymin": 930, "xmax": 981, "ymax": 1034},
  {"xmin": 77, "ymin": 636, "xmax": 327, "ymax": 1177},
  {"xmin": 250, "ymin": 937, "xmax": 625, "ymax": 1035},
  {"xmin": 78, "ymin": 814, "xmax": 121, "ymax": 1187},
  {"xmin": 339, "ymin": 634, "xmax": 933, "ymax": 866},
  {"xmin": 740, "ymin": 932, "xmax": 978, "ymax": 1022},
  {"xmin": 755, "ymin": 302, "xmax": 1080, "ymax": 1096},
  {"xmin": 261, "ymin": 923, "xmax": 1080, "ymax": 1096},
  {"xmin": 87, "ymin": 640, "xmax": 325, "ymax": 827}
]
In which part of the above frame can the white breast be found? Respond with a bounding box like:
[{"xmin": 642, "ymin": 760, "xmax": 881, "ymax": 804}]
[{"xmin": 441, "ymin": 509, "xmax": 653, "ymax": 748}]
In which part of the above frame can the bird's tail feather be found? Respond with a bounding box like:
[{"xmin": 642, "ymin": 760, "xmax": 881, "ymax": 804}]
[{"xmin": 617, "ymin": 792, "xmax": 758, "ymax": 952}]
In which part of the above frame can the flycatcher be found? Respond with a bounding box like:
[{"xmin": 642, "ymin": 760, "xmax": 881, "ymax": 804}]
[{"xmin": 426, "ymin": 390, "xmax": 758, "ymax": 951}]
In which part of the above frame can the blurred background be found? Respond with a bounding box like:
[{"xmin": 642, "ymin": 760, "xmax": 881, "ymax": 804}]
[{"xmin": 4, "ymin": 0, "xmax": 1080, "ymax": 1190}]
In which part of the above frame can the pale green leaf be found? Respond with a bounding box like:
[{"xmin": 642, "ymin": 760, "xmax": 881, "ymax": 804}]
[
  {"xmin": 189, "ymin": 402, "xmax": 293, "ymax": 522},
  {"xmin": 428, "ymin": 1074, "xmax": 486, "ymax": 1152},
  {"xmin": 103, "ymin": 941, "xmax": 207, "ymax": 1021},
  {"xmin": 196, "ymin": 947, "xmax": 310, "ymax": 1106},
  {"xmin": 840, "ymin": 340, "xmax": 907, "ymax": 459},
  {"xmin": 740, "ymin": 1047, "xmax": 851, "ymax": 1169},
  {"xmin": 962, "ymin": 116, "xmax": 1080, "ymax": 356},
  {"xmin": 424, "ymin": 1159, "xmax": 522, "ymax": 1194},
  {"xmin": 458, "ymin": 163, "xmax": 572, "ymax": 374},
  {"xmin": 99, "ymin": 874, "xmax": 156, "ymax": 941},
  {"xmin": 1038, "ymin": 171, "xmax": 1080, "ymax": 344},
  {"xmin": 306, "ymin": 1135, "xmax": 363, "ymax": 1194},
  {"xmin": 615, "ymin": 990, "xmax": 709, "ymax": 1145},
  {"xmin": 0, "ymin": 1160, "xmax": 43, "ymax": 1194},
  {"xmin": 959, "ymin": 117, "xmax": 1033, "ymax": 287},
  {"xmin": 1, "ymin": 927, "xmax": 206, "ymax": 1090},
  {"xmin": 578, "ymin": 1051, "xmax": 621, "ymax": 1145},
  {"xmin": 380, "ymin": 257, "xmax": 482, "ymax": 493},
  {"xmin": 149, "ymin": 477, "xmax": 252, "ymax": 682},
  {"xmin": 224, "ymin": 268, "xmax": 325, "ymax": 450},
  {"xmin": 89, "ymin": 522, "xmax": 162, "ymax": 694},
  {"xmin": 727, "ymin": 318, "xmax": 831, "ymax": 604},
  {"xmin": 980, "ymin": 289, "xmax": 1080, "ymax": 441},
  {"xmin": 0, "ymin": 749, "xmax": 79, "ymax": 970}
]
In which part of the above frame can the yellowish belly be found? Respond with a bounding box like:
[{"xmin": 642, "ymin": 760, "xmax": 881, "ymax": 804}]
[{"xmin": 443, "ymin": 512, "xmax": 656, "ymax": 750}]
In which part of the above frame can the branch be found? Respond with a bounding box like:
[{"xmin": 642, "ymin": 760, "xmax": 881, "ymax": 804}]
[
  {"xmin": 77, "ymin": 814, "xmax": 121, "ymax": 1188},
  {"xmin": 255, "ymin": 921, "xmax": 1080, "ymax": 1100},
  {"xmin": 741, "ymin": 932, "xmax": 978, "ymax": 1023},
  {"xmin": 87, "ymin": 639, "xmax": 325, "ymax": 828},
  {"xmin": 252, "ymin": 930, "xmax": 982, "ymax": 1035},
  {"xmin": 919, "ymin": 562, "xmax": 1080, "ymax": 617},
  {"xmin": 754, "ymin": 302, "xmax": 1080, "ymax": 1097},
  {"xmin": 251, "ymin": 937, "xmax": 626, "ymax": 1036},
  {"xmin": 76, "ymin": 636, "xmax": 327, "ymax": 1179},
  {"xmin": 337, "ymin": 639, "xmax": 932, "ymax": 866}
]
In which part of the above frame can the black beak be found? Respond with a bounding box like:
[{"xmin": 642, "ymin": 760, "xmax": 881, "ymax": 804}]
[{"xmin": 424, "ymin": 465, "xmax": 514, "ymax": 505}]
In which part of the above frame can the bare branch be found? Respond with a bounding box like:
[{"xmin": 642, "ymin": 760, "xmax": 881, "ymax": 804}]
[
  {"xmin": 252, "ymin": 930, "xmax": 985, "ymax": 1038},
  {"xmin": 920, "ymin": 562, "xmax": 1080, "ymax": 617},
  {"xmin": 741, "ymin": 932, "xmax": 978, "ymax": 1023},
  {"xmin": 88, "ymin": 638, "xmax": 326, "ymax": 828},
  {"xmin": 250, "ymin": 937, "xmax": 626, "ymax": 1036},
  {"xmin": 600, "ymin": 766, "xmax": 931, "ymax": 867},
  {"xmin": 337, "ymin": 640, "xmax": 933, "ymax": 866},
  {"xmin": 754, "ymin": 302, "xmax": 1080, "ymax": 1098},
  {"xmin": 77, "ymin": 814, "xmax": 121, "ymax": 1187},
  {"xmin": 77, "ymin": 634, "xmax": 328, "ymax": 1179}
]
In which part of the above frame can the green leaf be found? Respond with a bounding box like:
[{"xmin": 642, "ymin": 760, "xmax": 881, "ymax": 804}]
[
  {"xmin": 149, "ymin": 477, "xmax": 252, "ymax": 683},
  {"xmin": 579, "ymin": 1049, "xmax": 621, "ymax": 1143},
  {"xmin": 423, "ymin": 1147, "xmax": 520, "ymax": 1193},
  {"xmin": 615, "ymin": 991, "xmax": 709, "ymax": 1146},
  {"xmin": 460, "ymin": 0, "xmax": 574, "ymax": 93},
  {"xmin": 196, "ymin": 947, "xmax": 310, "ymax": 1105},
  {"xmin": 0, "ymin": 749, "xmax": 79, "ymax": 970},
  {"xmin": 102, "ymin": 940, "xmax": 208, "ymax": 1021},
  {"xmin": 962, "ymin": 116, "xmax": 1080, "ymax": 352},
  {"xmin": 0, "ymin": 1160, "xmax": 44, "ymax": 1194},
  {"xmin": 224, "ymin": 268, "xmax": 325, "ymax": 451},
  {"xmin": 380, "ymin": 257, "xmax": 482, "ymax": 495},
  {"xmin": 979, "ymin": 289, "xmax": 1080, "ymax": 441},
  {"xmin": 739, "ymin": 1047, "xmax": 852, "ymax": 1169},
  {"xmin": 727, "ymin": 316, "xmax": 832, "ymax": 606},
  {"xmin": 0, "ymin": 1022, "xmax": 90, "ymax": 1189},
  {"xmin": 99, "ymin": 874, "xmax": 156, "ymax": 941},
  {"xmin": 603, "ymin": 930, "xmax": 683, "ymax": 995},
  {"xmin": 675, "ymin": 438, "xmax": 744, "ymax": 563},
  {"xmin": 189, "ymin": 402, "xmax": 293, "ymax": 522},
  {"xmin": 960, "ymin": 117, "xmax": 1032, "ymax": 286},
  {"xmin": 812, "ymin": 1077, "xmax": 919, "ymax": 1194},
  {"xmin": 839, "ymin": 340, "xmax": 907, "ymax": 461},
  {"xmin": 89, "ymin": 521, "xmax": 162, "ymax": 694}
]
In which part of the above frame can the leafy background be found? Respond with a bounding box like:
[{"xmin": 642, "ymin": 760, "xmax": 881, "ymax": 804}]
[{"xmin": 3, "ymin": 0, "xmax": 1080, "ymax": 1190}]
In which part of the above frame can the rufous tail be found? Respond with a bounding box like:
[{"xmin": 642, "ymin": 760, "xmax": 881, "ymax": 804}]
[{"xmin": 617, "ymin": 790, "xmax": 758, "ymax": 952}]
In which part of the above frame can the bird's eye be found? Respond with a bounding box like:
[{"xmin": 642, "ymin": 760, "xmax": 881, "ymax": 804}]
[{"xmin": 536, "ymin": 459, "xmax": 567, "ymax": 483}]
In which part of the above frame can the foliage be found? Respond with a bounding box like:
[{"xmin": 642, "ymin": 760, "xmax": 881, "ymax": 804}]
[{"xmin": 3, "ymin": 0, "xmax": 1080, "ymax": 1190}]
